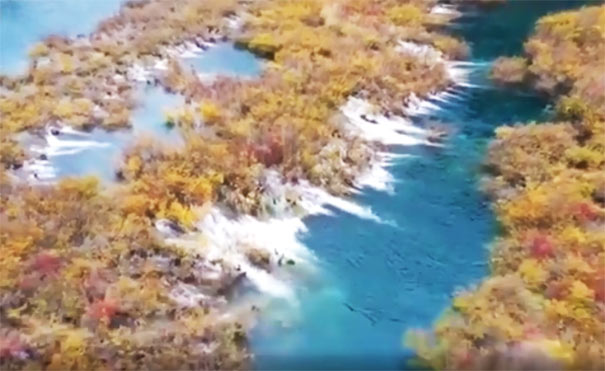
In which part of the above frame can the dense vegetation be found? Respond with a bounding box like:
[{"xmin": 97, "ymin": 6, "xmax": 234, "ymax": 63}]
[
  {"xmin": 410, "ymin": 5, "xmax": 605, "ymax": 369},
  {"xmin": 0, "ymin": 0, "xmax": 465, "ymax": 368},
  {"xmin": 0, "ymin": 0, "xmax": 244, "ymax": 170},
  {"xmin": 0, "ymin": 175, "xmax": 248, "ymax": 369},
  {"xmin": 126, "ymin": 0, "xmax": 466, "ymax": 220}
]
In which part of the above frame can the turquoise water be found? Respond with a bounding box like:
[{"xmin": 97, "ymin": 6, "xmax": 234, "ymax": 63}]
[
  {"xmin": 184, "ymin": 42, "xmax": 263, "ymax": 77},
  {"xmin": 40, "ymin": 43, "xmax": 261, "ymax": 180},
  {"xmin": 1, "ymin": 0, "xmax": 596, "ymax": 367},
  {"xmin": 252, "ymin": 1, "xmax": 594, "ymax": 369},
  {"xmin": 252, "ymin": 78, "xmax": 546, "ymax": 371},
  {"xmin": 46, "ymin": 86, "xmax": 184, "ymax": 181},
  {"xmin": 2, "ymin": 0, "xmax": 262, "ymax": 181},
  {"xmin": 0, "ymin": 0, "xmax": 124, "ymax": 75},
  {"xmin": 454, "ymin": 0, "xmax": 601, "ymax": 60}
]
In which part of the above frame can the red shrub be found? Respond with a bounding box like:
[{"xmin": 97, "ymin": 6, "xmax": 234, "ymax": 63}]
[
  {"xmin": 84, "ymin": 269, "xmax": 113, "ymax": 300},
  {"xmin": 545, "ymin": 281, "xmax": 566, "ymax": 300},
  {"xmin": 523, "ymin": 323, "xmax": 543, "ymax": 339},
  {"xmin": 252, "ymin": 134, "xmax": 284, "ymax": 167},
  {"xmin": 30, "ymin": 252, "xmax": 62, "ymax": 276},
  {"xmin": 573, "ymin": 202, "xmax": 598, "ymax": 222},
  {"xmin": 531, "ymin": 235, "xmax": 554, "ymax": 259},
  {"xmin": 0, "ymin": 332, "xmax": 26, "ymax": 360},
  {"xmin": 18, "ymin": 275, "xmax": 40, "ymax": 291},
  {"xmin": 363, "ymin": 4, "xmax": 383, "ymax": 16},
  {"xmin": 453, "ymin": 349, "xmax": 473, "ymax": 369},
  {"xmin": 87, "ymin": 298, "xmax": 118, "ymax": 321}
]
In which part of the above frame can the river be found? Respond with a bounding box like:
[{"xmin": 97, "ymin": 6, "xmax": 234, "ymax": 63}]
[
  {"xmin": 0, "ymin": 0, "xmax": 593, "ymax": 369},
  {"xmin": 250, "ymin": 1, "xmax": 590, "ymax": 369}
]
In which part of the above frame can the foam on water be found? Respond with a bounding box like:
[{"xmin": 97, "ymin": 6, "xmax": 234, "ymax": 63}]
[
  {"xmin": 198, "ymin": 208, "xmax": 311, "ymax": 301},
  {"xmin": 430, "ymin": 4, "xmax": 460, "ymax": 17},
  {"xmin": 340, "ymin": 98, "xmax": 429, "ymax": 147},
  {"xmin": 249, "ymin": 33, "xmax": 512, "ymax": 368},
  {"xmin": 396, "ymin": 41, "xmax": 444, "ymax": 64},
  {"xmin": 185, "ymin": 158, "xmax": 417, "ymax": 305},
  {"xmin": 15, "ymin": 40, "xmax": 259, "ymax": 182},
  {"xmin": 18, "ymin": 86, "xmax": 183, "ymax": 182}
]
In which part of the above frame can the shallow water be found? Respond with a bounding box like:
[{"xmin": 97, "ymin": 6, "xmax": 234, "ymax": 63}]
[
  {"xmin": 183, "ymin": 42, "xmax": 263, "ymax": 77},
  {"xmin": 251, "ymin": 1, "xmax": 591, "ymax": 369},
  {"xmin": 37, "ymin": 86, "xmax": 185, "ymax": 181},
  {"xmin": 3, "ymin": 0, "xmax": 262, "ymax": 182},
  {"xmin": 0, "ymin": 0, "xmax": 124, "ymax": 75},
  {"xmin": 35, "ymin": 41, "xmax": 261, "ymax": 180}
]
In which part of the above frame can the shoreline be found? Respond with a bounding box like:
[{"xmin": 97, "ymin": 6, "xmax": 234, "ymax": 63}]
[
  {"xmin": 0, "ymin": 0, "xmax": 476, "ymax": 368},
  {"xmin": 410, "ymin": 3, "xmax": 605, "ymax": 369}
]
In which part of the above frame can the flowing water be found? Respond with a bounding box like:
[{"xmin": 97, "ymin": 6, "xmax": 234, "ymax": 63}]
[
  {"xmin": 18, "ymin": 86, "xmax": 185, "ymax": 182},
  {"xmin": 24, "ymin": 41, "xmax": 261, "ymax": 181},
  {"xmin": 251, "ymin": 1, "xmax": 594, "ymax": 369},
  {"xmin": 2, "ymin": 0, "xmax": 262, "ymax": 182},
  {"xmin": 0, "ymin": 0, "xmax": 596, "ymax": 369}
]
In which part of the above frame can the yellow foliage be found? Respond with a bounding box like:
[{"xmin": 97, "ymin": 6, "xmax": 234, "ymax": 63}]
[
  {"xmin": 121, "ymin": 194, "xmax": 149, "ymax": 216},
  {"xmin": 569, "ymin": 280, "xmax": 594, "ymax": 303},
  {"xmin": 491, "ymin": 56, "xmax": 528, "ymax": 84},
  {"xmin": 53, "ymin": 99, "xmax": 75, "ymax": 120},
  {"xmin": 58, "ymin": 53, "xmax": 75, "ymax": 73},
  {"xmin": 388, "ymin": 5, "xmax": 424, "ymax": 27},
  {"xmin": 57, "ymin": 176, "xmax": 99, "ymax": 199},
  {"xmin": 199, "ymin": 102, "xmax": 222, "ymax": 123},
  {"xmin": 29, "ymin": 42, "xmax": 50, "ymax": 58},
  {"xmin": 545, "ymin": 299, "xmax": 571, "ymax": 318},
  {"xmin": 159, "ymin": 201, "xmax": 197, "ymax": 228},
  {"xmin": 518, "ymin": 259, "xmax": 547, "ymax": 288},
  {"xmin": 125, "ymin": 155, "xmax": 143, "ymax": 177},
  {"xmin": 536, "ymin": 339, "xmax": 575, "ymax": 365},
  {"xmin": 246, "ymin": 33, "xmax": 281, "ymax": 57}
]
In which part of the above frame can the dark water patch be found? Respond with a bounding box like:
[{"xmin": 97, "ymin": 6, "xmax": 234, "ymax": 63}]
[{"xmin": 452, "ymin": 0, "xmax": 602, "ymax": 60}]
